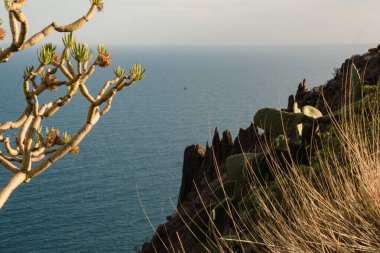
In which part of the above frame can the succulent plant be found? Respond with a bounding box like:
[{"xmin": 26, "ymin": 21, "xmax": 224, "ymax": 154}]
[
  {"xmin": 62, "ymin": 32, "xmax": 75, "ymax": 49},
  {"xmin": 62, "ymin": 132, "xmax": 71, "ymax": 144},
  {"xmin": 130, "ymin": 64, "xmax": 145, "ymax": 81},
  {"xmin": 114, "ymin": 65, "xmax": 125, "ymax": 78},
  {"xmin": 38, "ymin": 43, "xmax": 57, "ymax": 66},
  {"xmin": 96, "ymin": 44, "xmax": 111, "ymax": 68},
  {"xmin": 0, "ymin": 0, "xmax": 146, "ymax": 211},
  {"xmin": 293, "ymin": 102, "xmax": 303, "ymax": 137},
  {"xmin": 302, "ymin": 105, "xmax": 323, "ymax": 119},
  {"xmin": 254, "ymin": 108, "xmax": 310, "ymax": 137},
  {"xmin": 71, "ymin": 42, "xmax": 92, "ymax": 62},
  {"xmin": 225, "ymin": 153, "xmax": 265, "ymax": 183},
  {"xmin": 97, "ymin": 44, "xmax": 107, "ymax": 55},
  {"xmin": 23, "ymin": 66, "xmax": 34, "ymax": 79},
  {"xmin": 254, "ymin": 106, "xmax": 323, "ymax": 139}
]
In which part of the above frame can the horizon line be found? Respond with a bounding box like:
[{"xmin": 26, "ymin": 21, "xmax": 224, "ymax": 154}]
[{"xmin": 0, "ymin": 42, "xmax": 378, "ymax": 47}]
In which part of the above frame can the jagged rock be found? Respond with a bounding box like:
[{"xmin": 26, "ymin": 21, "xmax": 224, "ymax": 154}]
[
  {"xmin": 233, "ymin": 123, "xmax": 258, "ymax": 153},
  {"xmin": 221, "ymin": 130, "xmax": 233, "ymax": 160},
  {"xmin": 287, "ymin": 94, "xmax": 295, "ymax": 112},
  {"xmin": 211, "ymin": 127, "xmax": 222, "ymax": 163},
  {"xmin": 177, "ymin": 128, "xmax": 236, "ymax": 208},
  {"xmin": 295, "ymin": 79, "xmax": 308, "ymax": 102},
  {"xmin": 177, "ymin": 144, "xmax": 205, "ymax": 206}
]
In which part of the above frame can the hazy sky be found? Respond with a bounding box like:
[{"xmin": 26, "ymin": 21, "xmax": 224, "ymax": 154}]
[{"xmin": 1, "ymin": 0, "xmax": 380, "ymax": 45}]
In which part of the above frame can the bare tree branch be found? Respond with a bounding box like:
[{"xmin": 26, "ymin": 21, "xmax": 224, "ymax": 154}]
[
  {"xmin": 0, "ymin": 6, "xmax": 146, "ymax": 209},
  {"xmin": 0, "ymin": 155, "xmax": 20, "ymax": 174},
  {"xmin": 0, "ymin": 173, "xmax": 27, "ymax": 208},
  {"xmin": 0, "ymin": 4, "xmax": 98, "ymax": 62},
  {"xmin": 8, "ymin": 11, "xmax": 18, "ymax": 44}
]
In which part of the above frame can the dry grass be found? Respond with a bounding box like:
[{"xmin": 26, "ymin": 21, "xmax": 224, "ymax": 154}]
[
  {"xmin": 185, "ymin": 80, "xmax": 380, "ymax": 253},
  {"xmin": 150, "ymin": 66, "xmax": 380, "ymax": 253},
  {"xmin": 216, "ymin": 80, "xmax": 380, "ymax": 252}
]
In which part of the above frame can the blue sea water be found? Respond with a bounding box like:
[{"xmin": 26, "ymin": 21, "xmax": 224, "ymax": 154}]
[{"xmin": 0, "ymin": 44, "xmax": 372, "ymax": 252}]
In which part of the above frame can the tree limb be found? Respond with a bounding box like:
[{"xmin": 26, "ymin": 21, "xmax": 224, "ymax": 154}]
[
  {"xmin": 0, "ymin": 155, "xmax": 19, "ymax": 174},
  {"xmin": 28, "ymin": 106, "xmax": 99, "ymax": 178},
  {"xmin": 0, "ymin": 105, "xmax": 32, "ymax": 134},
  {"xmin": 0, "ymin": 4, "xmax": 98, "ymax": 62},
  {"xmin": 0, "ymin": 173, "xmax": 27, "ymax": 209},
  {"xmin": 8, "ymin": 11, "xmax": 18, "ymax": 44}
]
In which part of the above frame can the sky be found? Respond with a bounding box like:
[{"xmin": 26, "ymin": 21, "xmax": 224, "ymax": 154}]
[{"xmin": 1, "ymin": 0, "xmax": 380, "ymax": 45}]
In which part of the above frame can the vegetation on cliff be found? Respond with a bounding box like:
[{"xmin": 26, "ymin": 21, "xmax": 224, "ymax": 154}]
[{"xmin": 141, "ymin": 47, "xmax": 380, "ymax": 252}]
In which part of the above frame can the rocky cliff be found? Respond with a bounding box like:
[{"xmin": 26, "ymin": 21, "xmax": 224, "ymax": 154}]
[{"xmin": 140, "ymin": 45, "xmax": 380, "ymax": 253}]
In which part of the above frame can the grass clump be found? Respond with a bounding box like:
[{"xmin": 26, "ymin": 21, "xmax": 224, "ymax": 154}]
[{"xmin": 185, "ymin": 64, "xmax": 380, "ymax": 253}]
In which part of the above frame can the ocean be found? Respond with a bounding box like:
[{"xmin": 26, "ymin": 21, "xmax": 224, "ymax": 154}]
[{"xmin": 0, "ymin": 44, "xmax": 372, "ymax": 252}]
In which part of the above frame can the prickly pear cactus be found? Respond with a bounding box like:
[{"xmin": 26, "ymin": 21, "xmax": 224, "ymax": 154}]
[
  {"xmin": 254, "ymin": 106, "xmax": 323, "ymax": 140},
  {"xmin": 302, "ymin": 105, "xmax": 323, "ymax": 119},
  {"xmin": 254, "ymin": 108, "xmax": 313, "ymax": 137},
  {"xmin": 293, "ymin": 102, "xmax": 303, "ymax": 137},
  {"xmin": 225, "ymin": 153, "xmax": 264, "ymax": 182},
  {"xmin": 300, "ymin": 105, "xmax": 323, "ymax": 142}
]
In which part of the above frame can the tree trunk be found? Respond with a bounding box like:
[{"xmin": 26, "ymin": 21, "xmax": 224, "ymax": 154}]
[{"xmin": 0, "ymin": 173, "xmax": 27, "ymax": 209}]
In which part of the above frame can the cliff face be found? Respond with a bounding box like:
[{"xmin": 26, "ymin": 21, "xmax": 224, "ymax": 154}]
[
  {"xmin": 140, "ymin": 45, "xmax": 380, "ymax": 253},
  {"xmin": 178, "ymin": 124, "xmax": 258, "ymax": 207}
]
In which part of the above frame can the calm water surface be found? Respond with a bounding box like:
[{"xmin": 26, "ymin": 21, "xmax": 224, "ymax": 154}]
[{"xmin": 0, "ymin": 45, "xmax": 371, "ymax": 252}]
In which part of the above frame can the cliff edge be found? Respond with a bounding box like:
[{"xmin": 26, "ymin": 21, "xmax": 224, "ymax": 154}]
[{"xmin": 140, "ymin": 45, "xmax": 380, "ymax": 253}]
